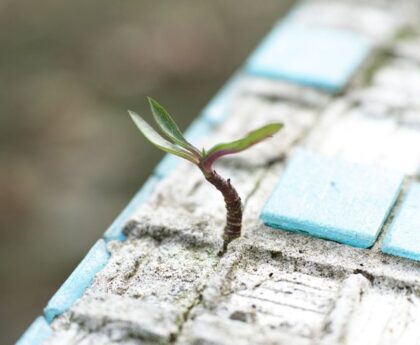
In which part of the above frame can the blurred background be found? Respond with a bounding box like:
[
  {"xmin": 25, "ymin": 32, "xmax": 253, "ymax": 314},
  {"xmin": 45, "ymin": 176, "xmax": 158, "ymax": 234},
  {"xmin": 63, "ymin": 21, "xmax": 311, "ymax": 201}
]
[{"xmin": 0, "ymin": 1, "xmax": 294, "ymax": 343}]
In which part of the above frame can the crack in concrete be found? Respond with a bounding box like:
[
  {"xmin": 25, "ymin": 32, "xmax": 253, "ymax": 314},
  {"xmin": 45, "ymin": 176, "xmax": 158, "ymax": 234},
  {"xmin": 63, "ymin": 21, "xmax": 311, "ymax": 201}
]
[{"xmin": 170, "ymin": 285, "xmax": 204, "ymax": 344}]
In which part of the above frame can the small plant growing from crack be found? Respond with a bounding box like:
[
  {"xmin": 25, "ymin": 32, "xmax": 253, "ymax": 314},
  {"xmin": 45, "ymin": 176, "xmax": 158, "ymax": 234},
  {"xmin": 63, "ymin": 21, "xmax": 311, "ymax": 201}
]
[{"xmin": 129, "ymin": 98, "xmax": 283, "ymax": 249}]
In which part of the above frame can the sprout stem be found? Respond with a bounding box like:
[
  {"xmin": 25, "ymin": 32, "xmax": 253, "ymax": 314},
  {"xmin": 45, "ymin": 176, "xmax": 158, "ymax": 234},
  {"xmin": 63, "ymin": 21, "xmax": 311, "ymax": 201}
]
[{"xmin": 200, "ymin": 167, "xmax": 242, "ymax": 249}]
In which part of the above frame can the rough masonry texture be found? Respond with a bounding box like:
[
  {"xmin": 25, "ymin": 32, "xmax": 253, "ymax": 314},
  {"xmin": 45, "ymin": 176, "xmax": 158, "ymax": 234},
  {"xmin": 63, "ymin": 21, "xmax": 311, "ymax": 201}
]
[{"xmin": 18, "ymin": 0, "xmax": 420, "ymax": 344}]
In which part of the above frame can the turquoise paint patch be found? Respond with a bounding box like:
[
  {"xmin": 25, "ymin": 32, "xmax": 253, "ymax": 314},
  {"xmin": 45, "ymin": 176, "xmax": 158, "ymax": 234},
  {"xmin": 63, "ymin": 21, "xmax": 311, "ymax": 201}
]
[
  {"xmin": 246, "ymin": 22, "xmax": 372, "ymax": 92},
  {"xmin": 183, "ymin": 117, "xmax": 214, "ymax": 146},
  {"xmin": 260, "ymin": 150, "xmax": 404, "ymax": 248},
  {"xmin": 382, "ymin": 183, "xmax": 420, "ymax": 261},
  {"xmin": 104, "ymin": 177, "xmax": 160, "ymax": 241},
  {"xmin": 44, "ymin": 239, "xmax": 109, "ymax": 323},
  {"xmin": 154, "ymin": 118, "xmax": 214, "ymax": 178},
  {"xmin": 16, "ymin": 316, "xmax": 51, "ymax": 345},
  {"xmin": 154, "ymin": 154, "xmax": 179, "ymax": 179},
  {"xmin": 201, "ymin": 74, "xmax": 240, "ymax": 125}
]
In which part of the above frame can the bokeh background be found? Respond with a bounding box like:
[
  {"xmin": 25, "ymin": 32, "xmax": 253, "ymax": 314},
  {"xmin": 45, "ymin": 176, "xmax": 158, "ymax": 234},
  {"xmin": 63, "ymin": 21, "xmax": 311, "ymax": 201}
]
[{"xmin": 0, "ymin": 1, "xmax": 294, "ymax": 343}]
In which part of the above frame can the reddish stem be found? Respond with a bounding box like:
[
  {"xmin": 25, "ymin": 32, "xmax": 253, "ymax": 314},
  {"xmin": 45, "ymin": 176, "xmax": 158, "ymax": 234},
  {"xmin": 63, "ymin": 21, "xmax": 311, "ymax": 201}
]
[{"xmin": 199, "ymin": 164, "xmax": 242, "ymax": 248}]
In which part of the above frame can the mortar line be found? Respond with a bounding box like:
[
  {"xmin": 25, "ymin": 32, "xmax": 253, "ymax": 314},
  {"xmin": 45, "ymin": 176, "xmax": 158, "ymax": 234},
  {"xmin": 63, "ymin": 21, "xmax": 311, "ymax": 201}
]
[{"xmin": 371, "ymin": 177, "xmax": 411, "ymax": 253}]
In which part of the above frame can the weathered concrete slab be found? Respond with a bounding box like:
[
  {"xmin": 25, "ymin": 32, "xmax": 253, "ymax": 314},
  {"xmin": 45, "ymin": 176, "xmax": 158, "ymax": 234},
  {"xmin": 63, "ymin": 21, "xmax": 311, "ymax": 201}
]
[
  {"xmin": 305, "ymin": 101, "xmax": 420, "ymax": 176},
  {"xmin": 178, "ymin": 313, "xmax": 312, "ymax": 345},
  {"xmin": 394, "ymin": 39, "xmax": 420, "ymax": 63},
  {"xmin": 45, "ymin": 229, "xmax": 221, "ymax": 344},
  {"xmin": 175, "ymin": 239, "xmax": 340, "ymax": 344},
  {"xmin": 287, "ymin": 0, "xmax": 403, "ymax": 44},
  {"xmin": 45, "ymin": 323, "xmax": 142, "ymax": 345},
  {"xmin": 145, "ymin": 161, "xmax": 265, "ymax": 224},
  {"xmin": 46, "ymin": 294, "xmax": 180, "ymax": 345},
  {"xmin": 174, "ymin": 231, "xmax": 420, "ymax": 344},
  {"xmin": 334, "ymin": 286, "xmax": 420, "ymax": 344},
  {"xmin": 319, "ymin": 274, "xmax": 371, "ymax": 345},
  {"xmin": 354, "ymin": 61, "xmax": 420, "ymax": 113},
  {"xmin": 31, "ymin": 1, "xmax": 420, "ymax": 344}
]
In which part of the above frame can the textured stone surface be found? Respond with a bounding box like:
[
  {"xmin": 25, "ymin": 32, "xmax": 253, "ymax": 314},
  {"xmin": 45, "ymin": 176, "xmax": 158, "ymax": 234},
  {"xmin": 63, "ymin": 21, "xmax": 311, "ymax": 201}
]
[
  {"xmin": 287, "ymin": 0, "xmax": 403, "ymax": 43},
  {"xmin": 191, "ymin": 250, "xmax": 341, "ymax": 340},
  {"xmin": 394, "ymin": 39, "xmax": 420, "ymax": 64},
  {"xmin": 31, "ymin": 1, "xmax": 420, "ymax": 344},
  {"xmin": 178, "ymin": 314, "xmax": 312, "ymax": 345},
  {"xmin": 334, "ymin": 286, "xmax": 420, "ymax": 345},
  {"xmin": 46, "ymin": 294, "xmax": 180, "ymax": 345},
  {"xmin": 319, "ymin": 274, "xmax": 371, "ymax": 345},
  {"xmin": 305, "ymin": 88, "xmax": 420, "ymax": 175}
]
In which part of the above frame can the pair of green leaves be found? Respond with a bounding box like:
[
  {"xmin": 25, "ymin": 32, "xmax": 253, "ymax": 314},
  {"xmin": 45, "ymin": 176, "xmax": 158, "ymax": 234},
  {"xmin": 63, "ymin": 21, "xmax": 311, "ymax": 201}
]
[
  {"xmin": 129, "ymin": 98, "xmax": 200, "ymax": 164},
  {"xmin": 129, "ymin": 98, "xmax": 283, "ymax": 169}
]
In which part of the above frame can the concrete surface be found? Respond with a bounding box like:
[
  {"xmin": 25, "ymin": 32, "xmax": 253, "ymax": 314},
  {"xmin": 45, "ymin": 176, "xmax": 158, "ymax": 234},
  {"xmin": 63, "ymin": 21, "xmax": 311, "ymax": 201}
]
[{"xmin": 19, "ymin": 0, "xmax": 420, "ymax": 344}]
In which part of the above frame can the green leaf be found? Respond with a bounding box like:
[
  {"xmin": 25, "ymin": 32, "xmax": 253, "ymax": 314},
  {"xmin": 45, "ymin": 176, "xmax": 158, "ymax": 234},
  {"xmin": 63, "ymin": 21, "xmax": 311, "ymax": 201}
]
[
  {"xmin": 148, "ymin": 97, "xmax": 199, "ymax": 154},
  {"xmin": 128, "ymin": 110, "xmax": 199, "ymax": 164},
  {"xmin": 204, "ymin": 123, "xmax": 283, "ymax": 164}
]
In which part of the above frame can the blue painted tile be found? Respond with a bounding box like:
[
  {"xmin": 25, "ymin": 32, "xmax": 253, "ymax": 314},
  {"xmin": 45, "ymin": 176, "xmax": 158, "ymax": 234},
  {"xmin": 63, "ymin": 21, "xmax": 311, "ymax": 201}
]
[
  {"xmin": 183, "ymin": 117, "xmax": 214, "ymax": 145},
  {"xmin": 382, "ymin": 183, "xmax": 420, "ymax": 261},
  {"xmin": 154, "ymin": 118, "xmax": 214, "ymax": 178},
  {"xmin": 16, "ymin": 316, "xmax": 51, "ymax": 345},
  {"xmin": 261, "ymin": 150, "xmax": 404, "ymax": 248},
  {"xmin": 44, "ymin": 239, "xmax": 109, "ymax": 323},
  {"xmin": 201, "ymin": 74, "xmax": 240, "ymax": 125},
  {"xmin": 104, "ymin": 177, "xmax": 160, "ymax": 241},
  {"xmin": 246, "ymin": 22, "xmax": 372, "ymax": 92},
  {"xmin": 154, "ymin": 154, "xmax": 179, "ymax": 179}
]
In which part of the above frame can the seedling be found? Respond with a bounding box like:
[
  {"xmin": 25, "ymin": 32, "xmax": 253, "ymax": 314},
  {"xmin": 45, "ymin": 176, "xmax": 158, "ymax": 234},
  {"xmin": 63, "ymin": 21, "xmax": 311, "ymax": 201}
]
[{"xmin": 129, "ymin": 98, "xmax": 283, "ymax": 248}]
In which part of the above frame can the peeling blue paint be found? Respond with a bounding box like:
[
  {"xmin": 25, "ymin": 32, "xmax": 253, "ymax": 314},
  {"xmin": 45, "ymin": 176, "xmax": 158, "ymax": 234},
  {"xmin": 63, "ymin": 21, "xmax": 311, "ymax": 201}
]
[
  {"xmin": 44, "ymin": 239, "xmax": 110, "ymax": 323},
  {"xmin": 16, "ymin": 316, "xmax": 52, "ymax": 345},
  {"xmin": 18, "ymin": 2, "xmax": 413, "ymax": 342}
]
